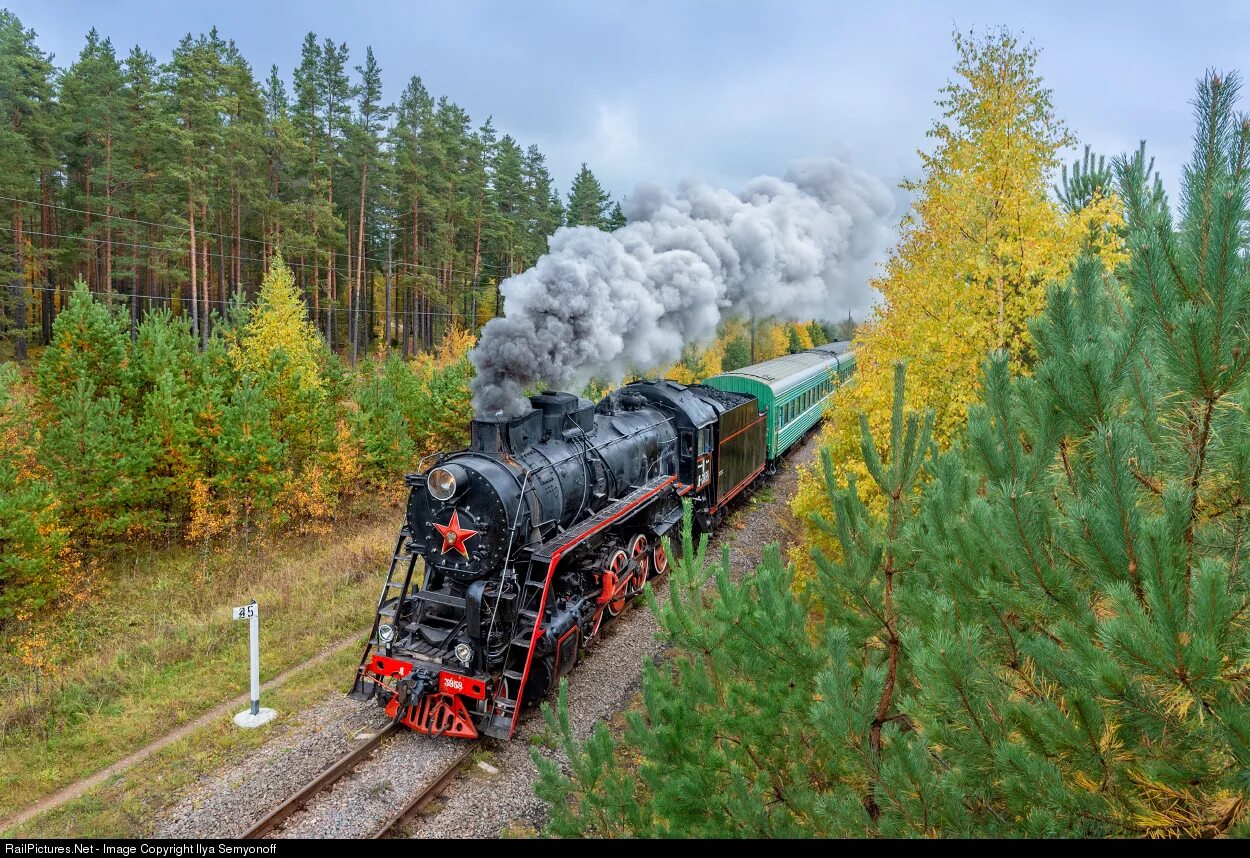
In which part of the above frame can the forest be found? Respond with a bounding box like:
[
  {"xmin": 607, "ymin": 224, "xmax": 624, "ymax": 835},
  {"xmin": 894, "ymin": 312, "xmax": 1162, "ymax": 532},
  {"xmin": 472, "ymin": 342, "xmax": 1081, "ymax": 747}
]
[
  {"xmin": 0, "ymin": 8, "xmax": 629, "ymax": 364},
  {"xmin": 0, "ymin": 9, "xmax": 851, "ymax": 621}
]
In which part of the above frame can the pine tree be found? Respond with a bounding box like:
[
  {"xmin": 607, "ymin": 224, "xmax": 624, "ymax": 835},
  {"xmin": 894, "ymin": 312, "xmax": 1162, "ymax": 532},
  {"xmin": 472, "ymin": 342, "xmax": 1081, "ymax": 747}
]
[
  {"xmin": 130, "ymin": 307, "xmax": 199, "ymax": 400},
  {"xmin": 40, "ymin": 377, "xmax": 150, "ymax": 542},
  {"xmin": 121, "ymin": 45, "xmax": 177, "ymax": 315},
  {"xmin": 352, "ymin": 360, "xmax": 415, "ymax": 483},
  {"xmin": 131, "ymin": 309, "xmax": 202, "ymax": 526},
  {"xmin": 889, "ymin": 70, "xmax": 1250, "ymax": 837},
  {"xmin": 786, "ymin": 323, "xmax": 814, "ymax": 353},
  {"xmin": 212, "ymin": 374, "xmax": 286, "ymax": 538},
  {"xmin": 0, "ymin": 10, "xmax": 54, "ymax": 361},
  {"xmin": 605, "ymin": 200, "xmax": 626, "ymax": 230},
  {"xmin": 138, "ymin": 371, "xmax": 200, "ymax": 528},
  {"xmin": 536, "ymin": 501, "xmax": 835, "ymax": 837},
  {"xmin": 217, "ymin": 37, "xmax": 265, "ymax": 303},
  {"xmin": 565, "ymin": 162, "xmax": 613, "ymax": 228},
  {"xmin": 59, "ymin": 29, "xmax": 128, "ymax": 294},
  {"xmin": 36, "ymin": 280, "xmax": 130, "ymax": 413},
  {"xmin": 523, "ymin": 143, "xmax": 564, "ymax": 262},
  {"xmin": 1054, "ymin": 143, "xmax": 1113, "ymax": 213},
  {"xmin": 487, "ymin": 133, "xmax": 528, "ymax": 302},
  {"xmin": 0, "ymin": 363, "xmax": 65, "ymax": 620},
  {"xmin": 538, "ymin": 71, "xmax": 1250, "ymax": 840},
  {"xmin": 347, "ymin": 45, "xmax": 388, "ymax": 366},
  {"xmin": 722, "ymin": 333, "xmax": 751, "ymax": 371},
  {"xmin": 166, "ymin": 32, "xmax": 226, "ymax": 347}
]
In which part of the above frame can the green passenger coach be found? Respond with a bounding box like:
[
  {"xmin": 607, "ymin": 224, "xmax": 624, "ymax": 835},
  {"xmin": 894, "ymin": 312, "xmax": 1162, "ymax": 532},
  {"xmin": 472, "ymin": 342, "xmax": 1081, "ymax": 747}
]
[{"xmin": 705, "ymin": 341, "xmax": 856, "ymax": 461}]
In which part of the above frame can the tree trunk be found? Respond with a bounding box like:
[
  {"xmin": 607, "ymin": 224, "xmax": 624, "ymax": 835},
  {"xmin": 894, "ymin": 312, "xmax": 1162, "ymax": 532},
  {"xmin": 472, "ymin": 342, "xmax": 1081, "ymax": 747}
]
[
  {"xmin": 327, "ymin": 141, "xmax": 336, "ymax": 355},
  {"xmin": 471, "ymin": 192, "xmax": 483, "ymax": 326},
  {"xmin": 347, "ymin": 223, "xmax": 356, "ymax": 366},
  {"xmin": 104, "ymin": 132, "xmax": 113, "ymax": 294},
  {"xmin": 403, "ymin": 280, "xmax": 412, "ymax": 359},
  {"xmin": 234, "ymin": 183, "xmax": 242, "ymax": 291},
  {"xmin": 354, "ymin": 162, "xmax": 368, "ymax": 367},
  {"xmin": 189, "ymin": 190, "xmax": 199, "ymax": 347},
  {"xmin": 313, "ymin": 252, "xmax": 321, "ymax": 336},
  {"xmin": 12, "ymin": 211, "xmax": 27, "ymax": 361},
  {"xmin": 327, "ymin": 251, "xmax": 335, "ymax": 353},
  {"xmin": 201, "ymin": 202, "xmax": 210, "ymax": 346},
  {"xmin": 217, "ymin": 209, "xmax": 226, "ymax": 308},
  {"xmin": 129, "ymin": 228, "xmax": 139, "ymax": 338},
  {"xmin": 385, "ymin": 239, "xmax": 393, "ymax": 359},
  {"xmin": 40, "ymin": 179, "xmax": 53, "ymax": 344},
  {"xmin": 83, "ymin": 157, "xmax": 94, "ymax": 291}
]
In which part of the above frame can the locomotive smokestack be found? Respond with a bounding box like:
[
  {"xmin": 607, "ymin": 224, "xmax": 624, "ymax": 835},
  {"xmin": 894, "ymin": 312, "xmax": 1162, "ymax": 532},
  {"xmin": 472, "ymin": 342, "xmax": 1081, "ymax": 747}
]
[
  {"xmin": 469, "ymin": 407, "xmax": 544, "ymax": 456},
  {"xmin": 468, "ymin": 155, "xmax": 893, "ymax": 418},
  {"xmin": 470, "ymin": 418, "xmax": 511, "ymax": 456}
]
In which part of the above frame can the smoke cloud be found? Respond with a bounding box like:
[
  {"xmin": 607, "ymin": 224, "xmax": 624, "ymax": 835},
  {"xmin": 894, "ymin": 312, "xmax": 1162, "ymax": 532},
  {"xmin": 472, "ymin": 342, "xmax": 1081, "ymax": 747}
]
[{"xmin": 469, "ymin": 155, "xmax": 894, "ymax": 418}]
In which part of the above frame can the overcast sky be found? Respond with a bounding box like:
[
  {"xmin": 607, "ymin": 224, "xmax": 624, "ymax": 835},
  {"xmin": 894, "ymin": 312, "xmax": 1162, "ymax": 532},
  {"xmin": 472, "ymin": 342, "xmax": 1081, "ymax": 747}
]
[{"xmin": 10, "ymin": 1, "xmax": 1248, "ymax": 220}]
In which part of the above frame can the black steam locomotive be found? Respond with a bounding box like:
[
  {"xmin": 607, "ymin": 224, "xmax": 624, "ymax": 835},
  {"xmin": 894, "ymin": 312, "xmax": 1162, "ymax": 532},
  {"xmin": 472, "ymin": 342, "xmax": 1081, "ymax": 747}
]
[{"xmin": 350, "ymin": 345, "xmax": 854, "ymax": 739}]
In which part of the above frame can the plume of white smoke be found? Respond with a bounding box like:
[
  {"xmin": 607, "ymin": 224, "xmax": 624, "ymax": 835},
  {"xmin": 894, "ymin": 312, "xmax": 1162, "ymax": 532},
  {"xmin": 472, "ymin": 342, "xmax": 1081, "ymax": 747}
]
[{"xmin": 469, "ymin": 155, "xmax": 894, "ymax": 418}]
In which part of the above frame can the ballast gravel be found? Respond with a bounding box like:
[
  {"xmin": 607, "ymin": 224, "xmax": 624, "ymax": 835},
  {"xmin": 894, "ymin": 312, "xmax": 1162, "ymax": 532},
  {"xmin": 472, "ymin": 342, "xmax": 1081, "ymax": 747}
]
[
  {"xmin": 156, "ymin": 695, "xmax": 391, "ymax": 838},
  {"xmin": 156, "ymin": 432, "xmax": 819, "ymax": 839},
  {"xmin": 272, "ymin": 731, "xmax": 463, "ymax": 838}
]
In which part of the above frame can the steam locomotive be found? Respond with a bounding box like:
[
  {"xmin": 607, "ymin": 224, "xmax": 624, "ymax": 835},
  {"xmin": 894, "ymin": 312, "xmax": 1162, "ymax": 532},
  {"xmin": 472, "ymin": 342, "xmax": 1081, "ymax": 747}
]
[{"xmin": 349, "ymin": 343, "xmax": 856, "ymax": 739}]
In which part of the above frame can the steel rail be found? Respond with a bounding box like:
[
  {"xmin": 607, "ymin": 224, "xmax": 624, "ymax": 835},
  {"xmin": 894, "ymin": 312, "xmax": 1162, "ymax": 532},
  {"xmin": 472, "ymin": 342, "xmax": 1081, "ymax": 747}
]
[
  {"xmin": 371, "ymin": 742, "xmax": 480, "ymax": 838},
  {"xmin": 242, "ymin": 722, "xmax": 400, "ymax": 839}
]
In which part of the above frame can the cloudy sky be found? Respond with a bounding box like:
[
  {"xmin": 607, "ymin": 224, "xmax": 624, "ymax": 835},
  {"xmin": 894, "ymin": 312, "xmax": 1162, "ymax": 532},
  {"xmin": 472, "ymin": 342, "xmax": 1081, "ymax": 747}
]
[{"xmin": 11, "ymin": 1, "xmax": 1247, "ymax": 223}]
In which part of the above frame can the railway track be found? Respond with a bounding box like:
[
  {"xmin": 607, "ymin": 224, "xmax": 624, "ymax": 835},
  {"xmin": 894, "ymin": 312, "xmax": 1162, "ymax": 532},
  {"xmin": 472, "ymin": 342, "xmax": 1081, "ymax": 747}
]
[
  {"xmin": 241, "ymin": 721, "xmax": 478, "ymax": 839},
  {"xmin": 242, "ymin": 722, "xmax": 399, "ymax": 838},
  {"xmin": 371, "ymin": 742, "xmax": 480, "ymax": 838}
]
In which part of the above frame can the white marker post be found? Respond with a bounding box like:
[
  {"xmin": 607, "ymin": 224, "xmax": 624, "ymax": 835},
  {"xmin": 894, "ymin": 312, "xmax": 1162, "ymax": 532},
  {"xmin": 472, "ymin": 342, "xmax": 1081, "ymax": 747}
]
[{"xmin": 232, "ymin": 600, "xmax": 276, "ymax": 728}]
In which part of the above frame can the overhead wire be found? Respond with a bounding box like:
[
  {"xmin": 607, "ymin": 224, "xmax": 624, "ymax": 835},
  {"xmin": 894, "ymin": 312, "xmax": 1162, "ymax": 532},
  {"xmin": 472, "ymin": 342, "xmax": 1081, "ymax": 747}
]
[
  {"xmin": 0, "ymin": 225, "xmax": 498, "ymax": 321},
  {"xmin": 0, "ymin": 193, "xmax": 522, "ymax": 281}
]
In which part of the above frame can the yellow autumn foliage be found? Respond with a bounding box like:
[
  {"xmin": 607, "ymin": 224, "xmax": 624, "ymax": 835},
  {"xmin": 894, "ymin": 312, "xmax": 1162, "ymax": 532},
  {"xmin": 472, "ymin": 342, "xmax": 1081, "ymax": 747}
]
[
  {"xmin": 436, "ymin": 324, "xmax": 477, "ymax": 366},
  {"xmin": 656, "ymin": 317, "xmax": 832, "ymax": 386},
  {"xmin": 788, "ymin": 322, "xmax": 815, "ymax": 351},
  {"xmin": 234, "ymin": 254, "xmax": 326, "ymax": 395},
  {"xmin": 791, "ymin": 29, "xmax": 1126, "ymax": 576},
  {"xmin": 755, "ymin": 320, "xmax": 790, "ymax": 362}
]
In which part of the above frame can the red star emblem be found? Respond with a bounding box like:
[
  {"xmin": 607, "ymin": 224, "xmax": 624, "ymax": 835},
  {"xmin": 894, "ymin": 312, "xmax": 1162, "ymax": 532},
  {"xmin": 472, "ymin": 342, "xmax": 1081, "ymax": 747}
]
[{"xmin": 433, "ymin": 510, "xmax": 479, "ymax": 558}]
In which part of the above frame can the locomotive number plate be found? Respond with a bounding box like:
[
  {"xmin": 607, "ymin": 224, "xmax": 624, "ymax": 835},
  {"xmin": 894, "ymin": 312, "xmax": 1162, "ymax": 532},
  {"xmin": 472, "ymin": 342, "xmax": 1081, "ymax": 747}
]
[{"xmin": 439, "ymin": 671, "xmax": 486, "ymax": 699}]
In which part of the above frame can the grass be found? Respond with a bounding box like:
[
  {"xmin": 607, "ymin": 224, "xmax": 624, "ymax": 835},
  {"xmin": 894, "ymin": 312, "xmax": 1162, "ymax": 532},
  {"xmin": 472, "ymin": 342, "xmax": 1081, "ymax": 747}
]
[
  {"xmin": 750, "ymin": 487, "xmax": 776, "ymax": 507},
  {"xmin": 0, "ymin": 504, "xmax": 402, "ymax": 816},
  {"xmin": 499, "ymin": 818, "xmax": 539, "ymax": 838},
  {"xmin": 4, "ymin": 644, "xmax": 365, "ymax": 837}
]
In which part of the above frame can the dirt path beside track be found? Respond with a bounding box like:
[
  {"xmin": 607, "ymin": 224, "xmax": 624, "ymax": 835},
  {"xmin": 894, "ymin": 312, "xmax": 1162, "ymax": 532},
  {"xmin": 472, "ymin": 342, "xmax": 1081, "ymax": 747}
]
[{"xmin": 0, "ymin": 630, "xmax": 367, "ymax": 835}]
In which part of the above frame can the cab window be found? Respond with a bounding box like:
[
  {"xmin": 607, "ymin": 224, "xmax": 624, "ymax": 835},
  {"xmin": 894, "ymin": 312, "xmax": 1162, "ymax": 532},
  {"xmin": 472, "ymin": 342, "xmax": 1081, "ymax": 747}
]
[{"xmin": 697, "ymin": 427, "xmax": 712, "ymax": 454}]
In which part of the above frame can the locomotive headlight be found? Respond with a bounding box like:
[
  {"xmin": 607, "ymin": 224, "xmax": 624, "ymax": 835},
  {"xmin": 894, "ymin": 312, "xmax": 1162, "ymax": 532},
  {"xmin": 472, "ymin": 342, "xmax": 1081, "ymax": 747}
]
[
  {"xmin": 453, "ymin": 642, "xmax": 473, "ymax": 666},
  {"xmin": 428, "ymin": 465, "xmax": 466, "ymax": 502},
  {"xmin": 378, "ymin": 623, "xmax": 396, "ymax": 644}
]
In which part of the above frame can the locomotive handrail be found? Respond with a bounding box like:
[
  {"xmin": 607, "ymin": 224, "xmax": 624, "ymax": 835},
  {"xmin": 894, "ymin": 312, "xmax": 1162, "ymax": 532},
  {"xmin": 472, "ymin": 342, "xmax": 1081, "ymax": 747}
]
[
  {"xmin": 485, "ymin": 467, "xmax": 532, "ymax": 658},
  {"xmin": 504, "ymin": 474, "xmax": 678, "ymax": 737}
]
